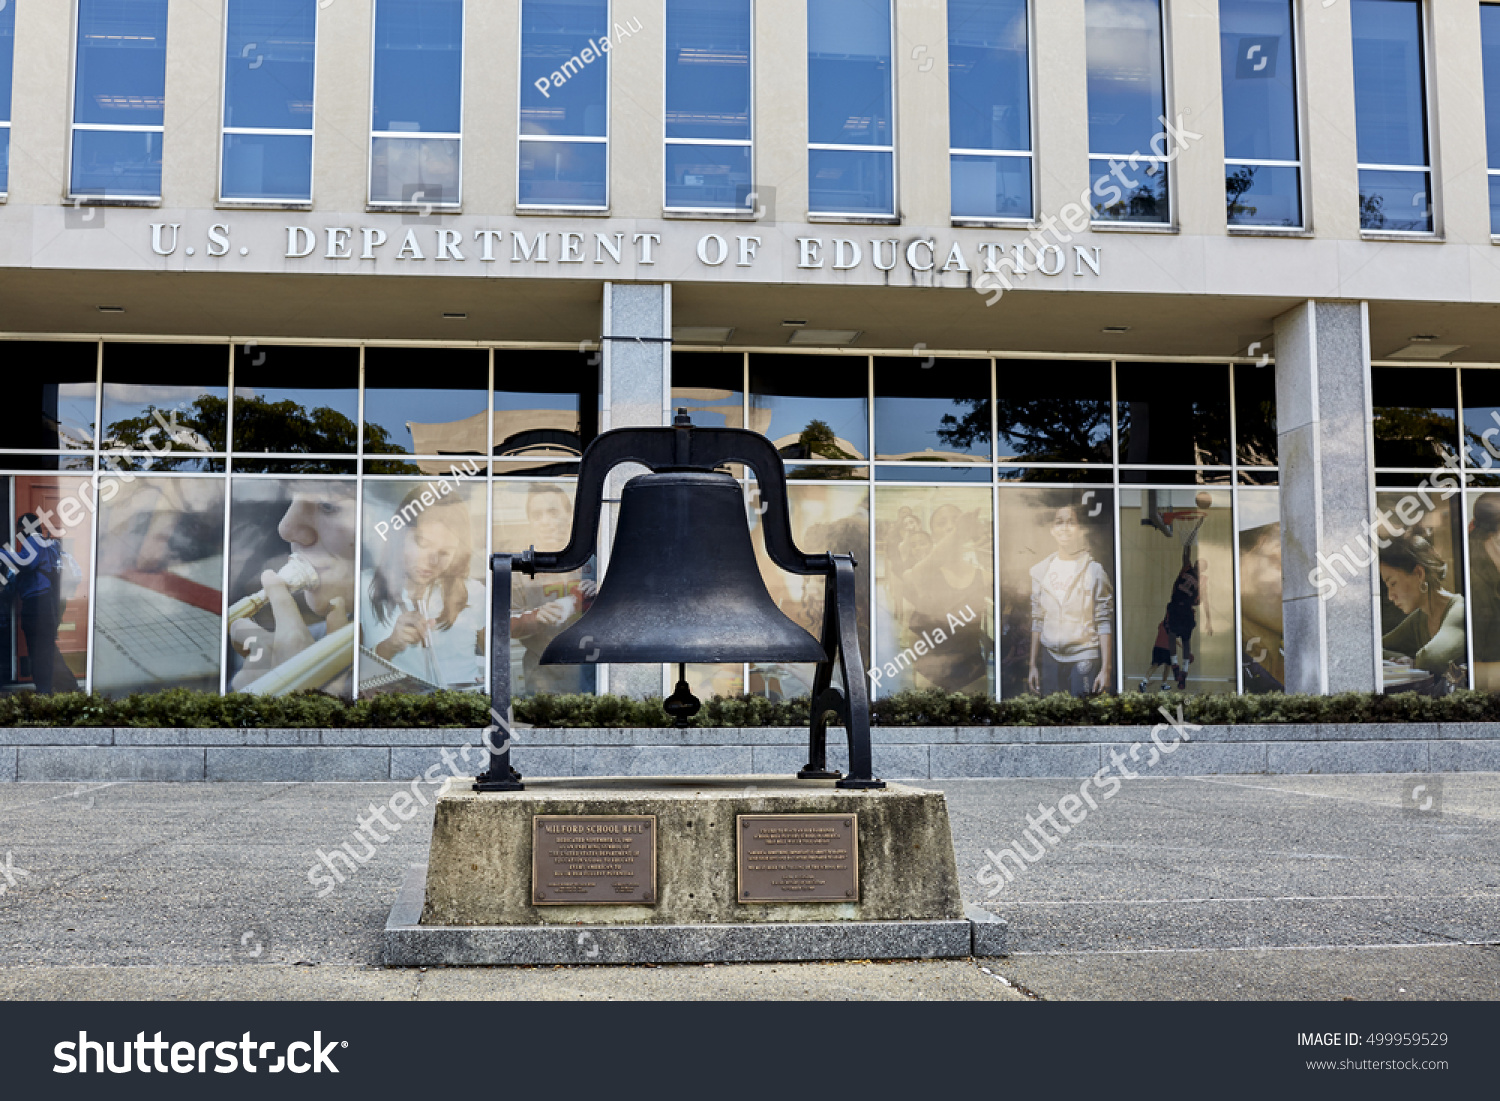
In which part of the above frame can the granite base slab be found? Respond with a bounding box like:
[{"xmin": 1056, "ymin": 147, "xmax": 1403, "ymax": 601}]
[{"xmin": 385, "ymin": 865, "xmax": 977, "ymax": 965}]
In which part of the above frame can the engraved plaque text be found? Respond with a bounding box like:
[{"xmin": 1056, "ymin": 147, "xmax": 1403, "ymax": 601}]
[
  {"xmin": 532, "ymin": 815, "xmax": 657, "ymax": 906},
  {"xmin": 737, "ymin": 814, "xmax": 859, "ymax": 903}
]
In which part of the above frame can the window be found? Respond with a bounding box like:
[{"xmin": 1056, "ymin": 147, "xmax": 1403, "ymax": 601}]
[
  {"xmin": 670, "ymin": 352, "xmax": 1278, "ymax": 698},
  {"xmin": 0, "ymin": 0, "xmax": 14, "ymax": 195},
  {"xmin": 948, "ymin": 0, "xmax": 1031, "ymax": 221},
  {"xmin": 519, "ymin": 0, "xmax": 610, "ymax": 209},
  {"xmin": 71, "ymin": 0, "xmax": 169, "ymax": 200},
  {"xmin": 807, "ymin": 0, "xmax": 894, "ymax": 217},
  {"xmin": 1219, "ymin": 0, "xmax": 1301, "ymax": 228},
  {"xmin": 1481, "ymin": 4, "xmax": 1500, "ymax": 234},
  {"xmin": 370, "ymin": 0, "xmax": 463, "ymax": 208},
  {"xmin": 221, "ymin": 0, "xmax": 316, "ymax": 203},
  {"xmin": 1352, "ymin": 0, "xmax": 1431, "ymax": 232},
  {"xmin": 1085, "ymin": 0, "xmax": 1168, "ymax": 224},
  {"xmin": 664, "ymin": 0, "xmax": 751, "ymax": 212}
]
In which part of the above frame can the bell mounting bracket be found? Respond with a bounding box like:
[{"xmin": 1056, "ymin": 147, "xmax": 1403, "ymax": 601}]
[{"xmin": 476, "ymin": 411, "xmax": 884, "ymax": 792}]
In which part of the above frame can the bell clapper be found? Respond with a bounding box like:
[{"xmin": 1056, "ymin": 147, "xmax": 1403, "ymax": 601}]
[{"xmin": 664, "ymin": 663, "xmax": 702, "ymax": 728}]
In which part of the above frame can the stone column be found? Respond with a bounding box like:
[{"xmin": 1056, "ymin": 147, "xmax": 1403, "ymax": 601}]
[
  {"xmin": 1273, "ymin": 300, "xmax": 1379, "ymax": 694},
  {"xmin": 598, "ymin": 282, "xmax": 671, "ymax": 698}
]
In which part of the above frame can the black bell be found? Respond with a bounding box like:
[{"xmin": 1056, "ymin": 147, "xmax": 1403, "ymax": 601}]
[{"xmin": 540, "ymin": 470, "xmax": 826, "ymax": 666}]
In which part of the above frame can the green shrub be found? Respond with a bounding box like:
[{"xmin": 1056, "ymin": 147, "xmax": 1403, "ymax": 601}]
[{"xmin": 1, "ymin": 687, "xmax": 1498, "ymax": 728}]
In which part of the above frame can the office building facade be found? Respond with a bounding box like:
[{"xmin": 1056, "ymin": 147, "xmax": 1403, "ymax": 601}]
[{"xmin": 0, "ymin": 0, "xmax": 1496, "ymax": 704}]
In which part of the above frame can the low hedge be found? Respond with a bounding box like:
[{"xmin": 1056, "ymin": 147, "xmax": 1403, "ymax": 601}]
[{"xmin": 0, "ymin": 686, "xmax": 1497, "ymax": 728}]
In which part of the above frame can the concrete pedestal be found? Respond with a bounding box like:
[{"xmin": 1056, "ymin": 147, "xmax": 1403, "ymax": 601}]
[{"xmin": 384, "ymin": 776, "xmax": 978, "ymax": 966}]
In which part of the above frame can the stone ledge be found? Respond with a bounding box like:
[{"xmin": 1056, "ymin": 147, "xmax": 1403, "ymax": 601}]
[
  {"xmin": 0, "ymin": 722, "xmax": 1497, "ymax": 781},
  {"xmin": 17, "ymin": 746, "xmax": 205, "ymax": 782},
  {"xmin": 0, "ymin": 721, "xmax": 1497, "ymax": 750},
  {"xmin": 385, "ymin": 865, "xmax": 973, "ymax": 966},
  {"xmin": 965, "ymin": 904, "xmax": 1008, "ymax": 957}
]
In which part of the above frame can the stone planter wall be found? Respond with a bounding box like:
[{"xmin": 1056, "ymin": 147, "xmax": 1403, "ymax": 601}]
[{"xmin": 1, "ymin": 721, "xmax": 1496, "ymax": 781}]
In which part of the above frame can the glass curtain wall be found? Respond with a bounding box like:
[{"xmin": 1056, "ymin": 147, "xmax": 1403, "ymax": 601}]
[
  {"xmin": 0, "ymin": 341, "xmax": 601, "ymax": 701},
  {"xmin": 673, "ymin": 351, "xmax": 1282, "ymax": 701},
  {"xmin": 0, "ymin": 343, "xmax": 1282, "ymax": 702},
  {"xmin": 1368, "ymin": 364, "xmax": 1500, "ymax": 693}
]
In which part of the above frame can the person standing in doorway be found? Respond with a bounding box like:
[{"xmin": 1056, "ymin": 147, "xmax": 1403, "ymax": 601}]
[{"xmin": 7, "ymin": 514, "xmax": 65, "ymax": 695}]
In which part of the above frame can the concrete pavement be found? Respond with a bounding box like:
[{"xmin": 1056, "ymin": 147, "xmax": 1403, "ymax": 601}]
[{"xmin": 0, "ymin": 774, "xmax": 1495, "ymax": 1000}]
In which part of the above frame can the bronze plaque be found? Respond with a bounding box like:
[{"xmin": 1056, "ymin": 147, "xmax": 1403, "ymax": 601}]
[
  {"xmin": 737, "ymin": 814, "xmax": 859, "ymax": 903},
  {"xmin": 532, "ymin": 815, "xmax": 657, "ymax": 906}
]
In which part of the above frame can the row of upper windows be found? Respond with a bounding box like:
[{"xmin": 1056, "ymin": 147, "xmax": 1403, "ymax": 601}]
[{"xmin": 0, "ymin": 0, "xmax": 1493, "ymax": 232}]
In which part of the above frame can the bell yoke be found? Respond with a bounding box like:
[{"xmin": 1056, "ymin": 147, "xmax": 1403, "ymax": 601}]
[{"xmin": 475, "ymin": 409, "xmax": 884, "ymax": 792}]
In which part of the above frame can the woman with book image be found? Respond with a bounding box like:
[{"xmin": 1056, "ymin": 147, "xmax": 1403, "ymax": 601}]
[
  {"xmin": 1379, "ymin": 531, "xmax": 1465, "ymax": 677},
  {"xmin": 360, "ymin": 486, "xmax": 485, "ymax": 694}
]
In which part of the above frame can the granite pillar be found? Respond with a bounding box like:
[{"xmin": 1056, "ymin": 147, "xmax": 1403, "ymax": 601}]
[
  {"xmin": 1273, "ymin": 300, "xmax": 1380, "ymax": 694},
  {"xmin": 599, "ymin": 283, "xmax": 672, "ymax": 699}
]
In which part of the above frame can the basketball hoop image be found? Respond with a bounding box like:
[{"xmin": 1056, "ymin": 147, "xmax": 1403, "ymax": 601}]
[
  {"xmin": 1142, "ymin": 488, "xmax": 1212, "ymax": 545},
  {"xmin": 1139, "ymin": 490, "xmax": 1215, "ymax": 692}
]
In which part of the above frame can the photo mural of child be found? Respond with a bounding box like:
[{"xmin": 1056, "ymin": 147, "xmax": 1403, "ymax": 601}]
[
  {"xmin": 997, "ymin": 488, "xmax": 1116, "ymax": 697},
  {"xmin": 1026, "ymin": 500, "xmax": 1115, "ymax": 696},
  {"xmin": 1139, "ymin": 496, "xmax": 1211, "ymax": 692},
  {"xmin": 358, "ymin": 480, "xmax": 486, "ymax": 695},
  {"xmin": 1120, "ymin": 488, "xmax": 1233, "ymax": 695}
]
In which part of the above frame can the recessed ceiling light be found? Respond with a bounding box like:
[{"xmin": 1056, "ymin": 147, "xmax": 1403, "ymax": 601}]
[
  {"xmin": 787, "ymin": 328, "xmax": 861, "ymax": 346},
  {"xmin": 1408, "ymin": 334, "xmax": 1438, "ymax": 342},
  {"xmin": 97, "ymin": 305, "xmax": 125, "ymax": 313},
  {"xmin": 672, "ymin": 326, "xmax": 735, "ymax": 342},
  {"xmin": 1390, "ymin": 342, "xmax": 1466, "ymax": 360},
  {"xmin": 1102, "ymin": 325, "xmax": 1130, "ymax": 334},
  {"xmin": 781, "ymin": 319, "xmax": 808, "ymax": 327},
  {"xmin": 443, "ymin": 312, "xmax": 467, "ymax": 320}
]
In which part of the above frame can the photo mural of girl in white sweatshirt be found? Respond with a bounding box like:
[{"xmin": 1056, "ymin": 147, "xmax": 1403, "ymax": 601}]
[{"xmin": 1027, "ymin": 502, "xmax": 1115, "ymax": 697}]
